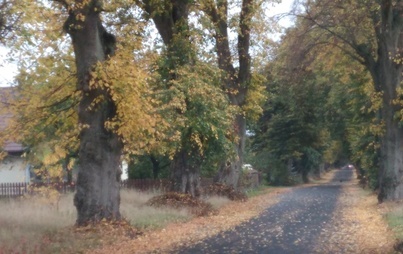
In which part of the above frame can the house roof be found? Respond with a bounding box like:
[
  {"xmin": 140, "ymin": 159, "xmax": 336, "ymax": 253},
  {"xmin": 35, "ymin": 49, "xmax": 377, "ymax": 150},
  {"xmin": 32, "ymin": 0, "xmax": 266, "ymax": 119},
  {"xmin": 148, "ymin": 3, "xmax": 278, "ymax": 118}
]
[{"xmin": 0, "ymin": 87, "xmax": 24, "ymax": 153}]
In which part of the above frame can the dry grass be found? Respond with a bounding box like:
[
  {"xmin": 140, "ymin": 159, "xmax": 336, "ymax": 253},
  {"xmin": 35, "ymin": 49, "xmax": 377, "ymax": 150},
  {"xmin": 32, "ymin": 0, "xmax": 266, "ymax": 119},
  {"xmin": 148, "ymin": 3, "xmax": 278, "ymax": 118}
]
[
  {"xmin": 9, "ymin": 176, "xmax": 394, "ymax": 254},
  {"xmin": 0, "ymin": 194, "xmax": 76, "ymax": 253},
  {"xmin": 120, "ymin": 189, "xmax": 191, "ymax": 230},
  {"xmin": 0, "ymin": 189, "xmax": 234, "ymax": 253},
  {"xmin": 203, "ymin": 195, "xmax": 231, "ymax": 209},
  {"xmin": 89, "ymin": 187, "xmax": 289, "ymax": 254}
]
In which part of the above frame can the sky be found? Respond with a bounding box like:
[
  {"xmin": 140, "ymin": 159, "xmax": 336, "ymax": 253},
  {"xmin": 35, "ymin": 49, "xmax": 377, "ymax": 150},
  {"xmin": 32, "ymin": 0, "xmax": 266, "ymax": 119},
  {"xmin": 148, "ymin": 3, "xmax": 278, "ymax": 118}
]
[
  {"xmin": 0, "ymin": 46, "xmax": 17, "ymax": 86},
  {"xmin": 0, "ymin": 0, "xmax": 295, "ymax": 86},
  {"xmin": 268, "ymin": 0, "xmax": 295, "ymax": 26}
]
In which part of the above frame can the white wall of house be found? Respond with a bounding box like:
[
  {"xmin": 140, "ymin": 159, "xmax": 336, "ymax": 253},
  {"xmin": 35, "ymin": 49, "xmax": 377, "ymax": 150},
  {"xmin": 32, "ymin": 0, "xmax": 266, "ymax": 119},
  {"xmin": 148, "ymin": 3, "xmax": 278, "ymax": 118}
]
[
  {"xmin": 0, "ymin": 156, "xmax": 30, "ymax": 183},
  {"xmin": 121, "ymin": 161, "xmax": 128, "ymax": 181}
]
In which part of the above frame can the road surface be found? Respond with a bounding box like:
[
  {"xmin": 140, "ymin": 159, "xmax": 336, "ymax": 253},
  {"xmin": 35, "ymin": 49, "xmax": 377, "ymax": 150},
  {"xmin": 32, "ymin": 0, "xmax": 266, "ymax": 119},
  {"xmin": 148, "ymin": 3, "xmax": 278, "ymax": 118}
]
[{"xmin": 175, "ymin": 169, "xmax": 353, "ymax": 254}]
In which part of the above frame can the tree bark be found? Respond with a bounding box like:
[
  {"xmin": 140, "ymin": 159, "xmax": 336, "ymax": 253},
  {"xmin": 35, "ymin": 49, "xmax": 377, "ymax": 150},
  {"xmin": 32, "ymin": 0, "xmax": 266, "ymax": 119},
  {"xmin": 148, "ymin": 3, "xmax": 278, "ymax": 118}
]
[
  {"xmin": 378, "ymin": 105, "xmax": 403, "ymax": 201},
  {"xmin": 368, "ymin": 7, "xmax": 403, "ymax": 201},
  {"xmin": 64, "ymin": 1, "xmax": 122, "ymax": 225},
  {"xmin": 150, "ymin": 155, "xmax": 160, "ymax": 179},
  {"xmin": 141, "ymin": 0, "xmax": 201, "ymax": 196},
  {"xmin": 170, "ymin": 148, "xmax": 201, "ymax": 197},
  {"xmin": 214, "ymin": 114, "xmax": 245, "ymax": 187},
  {"xmin": 372, "ymin": 49, "xmax": 403, "ymax": 201},
  {"xmin": 204, "ymin": 0, "xmax": 252, "ymax": 188}
]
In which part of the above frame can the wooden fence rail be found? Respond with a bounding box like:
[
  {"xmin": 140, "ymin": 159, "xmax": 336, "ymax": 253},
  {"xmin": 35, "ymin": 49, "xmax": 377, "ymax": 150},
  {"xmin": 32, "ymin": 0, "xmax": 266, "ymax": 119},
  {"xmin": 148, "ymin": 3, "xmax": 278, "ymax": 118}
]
[
  {"xmin": 0, "ymin": 178, "xmax": 218, "ymax": 198},
  {"xmin": 0, "ymin": 182, "xmax": 76, "ymax": 198},
  {"xmin": 120, "ymin": 178, "xmax": 214, "ymax": 192},
  {"xmin": 0, "ymin": 182, "xmax": 28, "ymax": 198},
  {"xmin": 120, "ymin": 179, "xmax": 172, "ymax": 192}
]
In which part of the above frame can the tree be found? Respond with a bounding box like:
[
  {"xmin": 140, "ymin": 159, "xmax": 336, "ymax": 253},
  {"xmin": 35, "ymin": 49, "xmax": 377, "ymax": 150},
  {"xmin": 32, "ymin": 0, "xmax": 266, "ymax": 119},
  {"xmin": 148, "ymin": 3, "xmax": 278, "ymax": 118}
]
[
  {"xmin": 1, "ymin": 0, "xmax": 160, "ymax": 225},
  {"xmin": 142, "ymin": 0, "xmax": 203, "ymax": 196},
  {"xmin": 251, "ymin": 64, "xmax": 329, "ymax": 184},
  {"xmin": 293, "ymin": 0, "xmax": 403, "ymax": 201},
  {"xmin": 137, "ymin": 0, "xmax": 235, "ymax": 196},
  {"xmin": 131, "ymin": 0, "xmax": 195, "ymax": 196},
  {"xmin": 128, "ymin": 154, "xmax": 170, "ymax": 179},
  {"xmin": 0, "ymin": 0, "xmax": 20, "ymax": 43},
  {"xmin": 201, "ymin": 0, "xmax": 266, "ymax": 188},
  {"xmin": 250, "ymin": 19, "xmax": 378, "ymax": 185},
  {"xmin": 55, "ymin": 0, "xmax": 123, "ymax": 225}
]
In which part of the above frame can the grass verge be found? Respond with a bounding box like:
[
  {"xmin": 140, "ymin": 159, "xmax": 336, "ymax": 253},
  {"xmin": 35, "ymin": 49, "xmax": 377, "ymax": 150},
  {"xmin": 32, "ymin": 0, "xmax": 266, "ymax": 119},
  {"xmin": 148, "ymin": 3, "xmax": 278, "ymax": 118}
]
[
  {"xmin": 0, "ymin": 188, "xmax": 234, "ymax": 253},
  {"xmin": 386, "ymin": 205, "xmax": 403, "ymax": 241},
  {"xmin": 245, "ymin": 184, "xmax": 270, "ymax": 197}
]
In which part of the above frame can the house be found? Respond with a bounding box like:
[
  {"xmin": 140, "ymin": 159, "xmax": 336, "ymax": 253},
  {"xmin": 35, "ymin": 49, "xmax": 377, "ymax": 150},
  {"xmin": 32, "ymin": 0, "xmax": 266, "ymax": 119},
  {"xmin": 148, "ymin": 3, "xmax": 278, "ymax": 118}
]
[
  {"xmin": 0, "ymin": 86, "xmax": 129, "ymax": 184},
  {"xmin": 0, "ymin": 87, "xmax": 30, "ymax": 183}
]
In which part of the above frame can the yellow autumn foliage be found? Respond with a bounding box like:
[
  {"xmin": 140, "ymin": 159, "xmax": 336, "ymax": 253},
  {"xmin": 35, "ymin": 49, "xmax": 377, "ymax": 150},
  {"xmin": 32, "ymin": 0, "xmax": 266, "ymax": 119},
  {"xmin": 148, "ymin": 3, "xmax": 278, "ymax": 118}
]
[
  {"xmin": 0, "ymin": 1, "xmax": 166, "ymax": 177},
  {"xmin": 0, "ymin": 0, "xmax": 268, "ymax": 179},
  {"xmin": 242, "ymin": 73, "xmax": 267, "ymax": 121}
]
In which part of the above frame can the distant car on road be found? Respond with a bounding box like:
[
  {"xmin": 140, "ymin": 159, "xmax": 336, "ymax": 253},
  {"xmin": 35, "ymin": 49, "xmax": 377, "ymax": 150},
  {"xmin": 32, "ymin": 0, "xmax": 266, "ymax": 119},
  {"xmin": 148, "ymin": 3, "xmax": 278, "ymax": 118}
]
[{"xmin": 341, "ymin": 164, "xmax": 354, "ymax": 170}]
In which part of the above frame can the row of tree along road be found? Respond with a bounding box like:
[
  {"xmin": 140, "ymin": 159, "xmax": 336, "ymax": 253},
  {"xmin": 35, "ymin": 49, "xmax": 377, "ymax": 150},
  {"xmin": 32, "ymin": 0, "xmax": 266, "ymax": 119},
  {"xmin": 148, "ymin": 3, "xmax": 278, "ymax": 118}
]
[{"xmin": 0, "ymin": 0, "xmax": 401, "ymax": 226}]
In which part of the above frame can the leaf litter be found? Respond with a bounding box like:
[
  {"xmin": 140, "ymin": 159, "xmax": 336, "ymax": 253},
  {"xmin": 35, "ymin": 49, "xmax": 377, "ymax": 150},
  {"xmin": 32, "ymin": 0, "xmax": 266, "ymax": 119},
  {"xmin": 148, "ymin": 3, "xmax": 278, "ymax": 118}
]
[
  {"xmin": 89, "ymin": 187, "xmax": 289, "ymax": 254},
  {"xmin": 89, "ymin": 170, "xmax": 395, "ymax": 253},
  {"xmin": 312, "ymin": 171, "xmax": 395, "ymax": 254}
]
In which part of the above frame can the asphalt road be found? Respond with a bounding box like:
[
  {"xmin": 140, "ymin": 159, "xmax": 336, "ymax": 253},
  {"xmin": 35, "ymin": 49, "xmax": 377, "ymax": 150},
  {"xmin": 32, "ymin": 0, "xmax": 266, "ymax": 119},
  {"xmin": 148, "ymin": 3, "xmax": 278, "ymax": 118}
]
[{"xmin": 175, "ymin": 169, "xmax": 353, "ymax": 254}]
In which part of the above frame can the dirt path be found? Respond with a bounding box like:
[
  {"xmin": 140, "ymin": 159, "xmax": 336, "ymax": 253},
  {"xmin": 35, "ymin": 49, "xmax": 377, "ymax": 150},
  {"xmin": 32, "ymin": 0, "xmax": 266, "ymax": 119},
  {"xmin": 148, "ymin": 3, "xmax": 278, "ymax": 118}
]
[{"xmin": 91, "ymin": 170, "xmax": 395, "ymax": 254}]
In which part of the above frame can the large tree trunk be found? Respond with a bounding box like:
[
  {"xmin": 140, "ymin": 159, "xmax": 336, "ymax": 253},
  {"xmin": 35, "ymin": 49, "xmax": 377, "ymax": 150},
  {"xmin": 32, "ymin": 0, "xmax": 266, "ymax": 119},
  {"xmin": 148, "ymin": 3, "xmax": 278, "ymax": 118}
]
[
  {"xmin": 374, "ymin": 58, "xmax": 403, "ymax": 201},
  {"xmin": 64, "ymin": 2, "xmax": 122, "ymax": 225},
  {"xmin": 74, "ymin": 92, "xmax": 122, "ymax": 225},
  {"xmin": 170, "ymin": 149, "xmax": 201, "ymax": 197},
  {"xmin": 150, "ymin": 155, "xmax": 160, "ymax": 179},
  {"xmin": 214, "ymin": 114, "xmax": 245, "ymax": 187},
  {"xmin": 378, "ymin": 107, "xmax": 403, "ymax": 201},
  {"xmin": 370, "ymin": 30, "xmax": 403, "ymax": 201}
]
